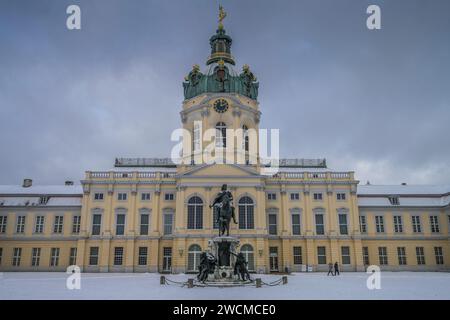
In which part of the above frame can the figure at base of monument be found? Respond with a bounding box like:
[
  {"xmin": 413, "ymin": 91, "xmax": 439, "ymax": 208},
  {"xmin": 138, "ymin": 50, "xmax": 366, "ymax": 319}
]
[
  {"xmin": 232, "ymin": 252, "xmax": 251, "ymax": 281},
  {"xmin": 210, "ymin": 184, "xmax": 238, "ymax": 237},
  {"xmin": 197, "ymin": 252, "xmax": 217, "ymax": 283}
]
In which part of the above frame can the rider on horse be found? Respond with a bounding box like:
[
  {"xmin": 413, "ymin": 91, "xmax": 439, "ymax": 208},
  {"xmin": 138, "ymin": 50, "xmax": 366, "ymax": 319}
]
[{"xmin": 210, "ymin": 184, "xmax": 238, "ymax": 236}]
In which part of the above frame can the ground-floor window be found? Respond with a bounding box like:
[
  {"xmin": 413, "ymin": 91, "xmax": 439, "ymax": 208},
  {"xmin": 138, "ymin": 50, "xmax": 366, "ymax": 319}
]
[
  {"xmin": 341, "ymin": 246, "xmax": 351, "ymax": 265},
  {"xmin": 378, "ymin": 247, "xmax": 388, "ymax": 265},
  {"xmin": 187, "ymin": 244, "xmax": 202, "ymax": 272},
  {"xmin": 269, "ymin": 247, "xmax": 279, "ymax": 272},
  {"xmin": 434, "ymin": 247, "xmax": 444, "ymax": 265},
  {"xmin": 114, "ymin": 247, "xmax": 124, "ymax": 266},
  {"xmin": 69, "ymin": 248, "xmax": 77, "ymax": 266},
  {"xmin": 12, "ymin": 248, "xmax": 22, "ymax": 266},
  {"xmin": 89, "ymin": 247, "xmax": 99, "ymax": 265},
  {"xmin": 163, "ymin": 247, "xmax": 172, "ymax": 272},
  {"xmin": 138, "ymin": 247, "xmax": 148, "ymax": 266},
  {"xmin": 293, "ymin": 246, "xmax": 302, "ymax": 265},
  {"xmin": 362, "ymin": 247, "xmax": 369, "ymax": 265},
  {"xmin": 241, "ymin": 244, "xmax": 254, "ymax": 271},
  {"xmin": 397, "ymin": 247, "xmax": 407, "ymax": 265},
  {"xmin": 50, "ymin": 248, "xmax": 60, "ymax": 267},
  {"xmin": 317, "ymin": 246, "xmax": 327, "ymax": 265},
  {"xmin": 416, "ymin": 247, "xmax": 426, "ymax": 265},
  {"xmin": 31, "ymin": 248, "xmax": 41, "ymax": 267}
]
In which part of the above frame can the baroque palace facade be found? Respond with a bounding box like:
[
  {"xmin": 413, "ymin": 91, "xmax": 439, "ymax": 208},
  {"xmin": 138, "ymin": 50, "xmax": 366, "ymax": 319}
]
[{"xmin": 1, "ymin": 16, "xmax": 449, "ymax": 273}]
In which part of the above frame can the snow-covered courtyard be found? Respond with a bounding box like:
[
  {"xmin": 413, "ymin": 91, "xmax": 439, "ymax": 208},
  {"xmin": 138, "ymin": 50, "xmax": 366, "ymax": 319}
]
[{"xmin": 1, "ymin": 272, "xmax": 449, "ymax": 300}]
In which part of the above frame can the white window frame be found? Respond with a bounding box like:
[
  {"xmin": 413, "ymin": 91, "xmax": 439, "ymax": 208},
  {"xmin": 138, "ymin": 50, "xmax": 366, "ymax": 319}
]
[
  {"xmin": 31, "ymin": 247, "xmax": 41, "ymax": 267},
  {"xmin": 53, "ymin": 215, "xmax": 64, "ymax": 234},
  {"xmin": 50, "ymin": 247, "xmax": 60, "ymax": 267},
  {"xmin": 375, "ymin": 215, "xmax": 385, "ymax": 233},
  {"xmin": 117, "ymin": 193, "xmax": 128, "ymax": 201},
  {"xmin": 397, "ymin": 247, "xmax": 407, "ymax": 265},
  {"xmin": 393, "ymin": 215, "xmax": 403, "ymax": 233},
  {"xmin": 16, "ymin": 215, "xmax": 26, "ymax": 233},
  {"xmin": 0, "ymin": 215, "xmax": 7, "ymax": 233},
  {"xmin": 34, "ymin": 215, "xmax": 45, "ymax": 233},
  {"xmin": 429, "ymin": 215, "xmax": 440, "ymax": 233},
  {"xmin": 411, "ymin": 215, "xmax": 422, "ymax": 233},
  {"xmin": 359, "ymin": 215, "xmax": 367, "ymax": 233}
]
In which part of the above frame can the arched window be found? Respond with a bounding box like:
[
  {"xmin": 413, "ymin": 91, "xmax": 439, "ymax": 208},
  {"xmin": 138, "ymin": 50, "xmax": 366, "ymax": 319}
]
[
  {"xmin": 216, "ymin": 122, "xmax": 227, "ymax": 148},
  {"xmin": 193, "ymin": 121, "xmax": 201, "ymax": 152},
  {"xmin": 238, "ymin": 196, "xmax": 254, "ymax": 229},
  {"xmin": 187, "ymin": 196, "xmax": 203, "ymax": 229},
  {"xmin": 240, "ymin": 244, "xmax": 255, "ymax": 271},
  {"xmin": 242, "ymin": 125, "xmax": 249, "ymax": 152},
  {"xmin": 187, "ymin": 244, "xmax": 202, "ymax": 272}
]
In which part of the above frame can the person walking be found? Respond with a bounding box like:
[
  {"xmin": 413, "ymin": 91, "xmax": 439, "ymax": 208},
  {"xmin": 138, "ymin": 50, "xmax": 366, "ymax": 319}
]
[
  {"xmin": 327, "ymin": 262, "xmax": 334, "ymax": 276},
  {"xmin": 334, "ymin": 262, "xmax": 340, "ymax": 276}
]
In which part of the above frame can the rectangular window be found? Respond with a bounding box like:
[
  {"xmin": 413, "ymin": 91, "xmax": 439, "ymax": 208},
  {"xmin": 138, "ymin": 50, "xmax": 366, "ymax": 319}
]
[
  {"xmin": 94, "ymin": 193, "xmax": 104, "ymax": 200},
  {"xmin": 291, "ymin": 214, "xmax": 301, "ymax": 235},
  {"xmin": 31, "ymin": 248, "xmax": 41, "ymax": 267},
  {"xmin": 0, "ymin": 248, "xmax": 2, "ymax": 265},
  {"xmin": 359, "ymin": 215, "xmax": 367, "ymax": 233},
  {"xmin": 313, "ymin": 193, "xmax": 323, "ymax": 201},
  {"xmin": 315, "ymin": 214, "xmax": 324, "ymax": 235},
  {"xmin": 114, "ymin": 247, "xmax": 123, "ymax": 265},
  {"xmin": 375, "ymin": 216, "xmax": 385, "ymax": 233},
  {"xmin": 39, "ymin": 196, "xmax": 49, "ymax": 205},
  {"xmin": 388, "ymin": 196, "xmax": 400, "ymax": 205},
  {"xmin": 163, "ymin": 247, "xmax": 172, "ymax": 271},
  {"xmin": 89, "ymin": 247, "xmax": 99, "ymax": 265},
  {"xmin": 397, "ymin": 247, "xmax": 407, "ymax": 265},
  {"xmin": 12, "ymin": 247, "xmax": 22, "ymax": 266},
  {"xmin": 72, "ymin": 215, "xmax": 81, "ymax": 234},
  {"xmin": 317, "ymin": 246, "xmax": 327, "ymax": 265},
  {"xmin": 269, "ymin": 247, "xmax": 279, "ymax": 271},
  {"xmin": 164, "ymin": 193, "xmax": 175, "ymax": 201},
  {"xmin": 116, "ymin": 214, "xmax": 126, "ymax": 235},
  {"xmin": 434, "ymin": 247, "xmax": 444, "ymax": 265},
  {"xmin": 378, "ymin": 247, "xmax": 388, "ymax": 265},
  {"xmin": 362, "ymin": 247, "xmax": 370, "ymax": 265},
  {"xmin": 138, "ymin": 247, "xmax": 148, "ymax": 266},
  {"xmin": 290, "ymin": 193, "xmax": 299, "ymax": 201},
  {"xmin": 35, "ymin": 216, "xmax": 45, "ymax": 233},
  {"xmin": 117, "ymin": 193, "xmax": 127, "ymax": 201},
  {"xmin": 268, "ymin": 214, "xmax": 277, "ymax": 235},
  {"xmin": 293, "ymin": 247, "xmax": 302, "ymax": 265},
  {"xmin": 50, "ymin": 248, "xmax": 60, "ymax": 267},
  {"xmin": 338, "ymin": 214, "xmax": 348, "ymax": 235},
  {"xmin": 69, "ymin": 248, "xmax": 77, "ymax": 266},
  {"xmin": 393, "ymin": 215, "xmax": 403, "ymax": 233},
  {"xmin": 267, "ymin": 193, "xmax": 277, "ymax": 200},
  {"xmin": 412, "ymin": 215, "xmax": 422, "ymax": 233},
  {"xmin": 92, "ymin": 214, "xmax": 102, "ymax": 235},
  {"xmin": 336, "ymin": 193, "xmax": 346, "ymax": 201},
  {"xmin": 0, "ymin": 216, "xmax": 7, "ymax": 233},
  {"xmin": 416, "ymin": 247, "xmax": 426, "ymax": 265},
  {"xmin": 141, "ymin": 193, "xmax": 151, "ymax": 201},
  {"xmin": 341, "ymin": 246, "xmax": 351, "ymax": 265},
  {"xmin": 16, "ymin": 215, "xmax": 26, "ymax": 233},
  {"xmin": 140, "ymin": 214, "xmax": 149, "ymax": 235},
  {"xmin": 429, "ymin": 215, "xmax": 440, "ymax": 233},
  {"xmin": 163, "ymin": 213, "xmax": 173, "ymax": 235},
  {"xmin": 53, "ymin": 215, "xmax": 64, "ymax": 234}
]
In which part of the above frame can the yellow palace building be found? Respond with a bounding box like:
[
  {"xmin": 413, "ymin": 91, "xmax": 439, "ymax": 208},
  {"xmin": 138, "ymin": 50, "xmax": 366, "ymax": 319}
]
[{"xmin": 0, "ymin": 13, "xmax": 449, "ymax": 274}]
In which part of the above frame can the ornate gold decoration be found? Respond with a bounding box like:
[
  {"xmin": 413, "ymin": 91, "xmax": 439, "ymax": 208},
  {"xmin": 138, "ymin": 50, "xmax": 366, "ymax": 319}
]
[{"xmin": 218, "ymin": 5, "xmax": 227, "ymax": 29}]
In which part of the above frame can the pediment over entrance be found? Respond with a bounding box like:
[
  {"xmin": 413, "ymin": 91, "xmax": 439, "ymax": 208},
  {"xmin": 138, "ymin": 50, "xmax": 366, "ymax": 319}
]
[{"xmin": 180, "ymin": 164, "xmax": 260, "ymax": 177}]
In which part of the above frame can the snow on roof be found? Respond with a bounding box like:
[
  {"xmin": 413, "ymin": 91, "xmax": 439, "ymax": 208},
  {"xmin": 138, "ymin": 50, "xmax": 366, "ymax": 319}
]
[
  {"xmin": 0, "ymin": 185, "xmax": 83, "ymax": 196},
  {"xmin": 357, "ymin": 184, "xmax": 450, "ymax": 196},
  {"xmin": 0, "ymin": 196, "xmax": 82, "ymax": 207}
]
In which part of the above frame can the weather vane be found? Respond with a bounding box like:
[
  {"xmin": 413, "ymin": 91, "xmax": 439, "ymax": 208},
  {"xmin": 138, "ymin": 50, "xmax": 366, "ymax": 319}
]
[{"xmin": 218, "ymin": 5, "xmax": 227, "ymax": 29}]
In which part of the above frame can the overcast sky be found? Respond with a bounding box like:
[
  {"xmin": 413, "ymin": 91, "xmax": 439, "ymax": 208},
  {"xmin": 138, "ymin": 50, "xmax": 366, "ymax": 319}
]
[{"xmin": 0, "ymin": 0, "xmax": 449, "ymax": 186}]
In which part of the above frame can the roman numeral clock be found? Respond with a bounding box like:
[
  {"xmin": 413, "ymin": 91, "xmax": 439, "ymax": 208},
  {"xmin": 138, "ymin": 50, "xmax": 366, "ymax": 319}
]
[{"xmin": 213, "ymin": 98, "xmax": 229, "ymax": 113}]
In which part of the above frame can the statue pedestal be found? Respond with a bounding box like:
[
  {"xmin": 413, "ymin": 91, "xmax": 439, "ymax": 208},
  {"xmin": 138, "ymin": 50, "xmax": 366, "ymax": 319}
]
[{"xmin": 207, "ymin": 236, "xmax": 240, "ymax": 282}]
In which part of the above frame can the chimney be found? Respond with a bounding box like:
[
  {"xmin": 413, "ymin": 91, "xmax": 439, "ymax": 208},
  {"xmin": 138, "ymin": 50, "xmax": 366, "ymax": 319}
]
[
  {"xmin": 65, "ymin": 180, "xmax": 74, "ymax": 186},
  {"xmin": 22, "ymin": 178, "xmax": 33, "ymax": 188}
]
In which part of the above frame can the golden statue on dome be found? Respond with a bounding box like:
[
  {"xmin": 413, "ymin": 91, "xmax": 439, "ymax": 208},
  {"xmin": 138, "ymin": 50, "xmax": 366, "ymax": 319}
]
[{"xmin": 218, "ymin": 5, "xmax": 227, "ymax": 29}]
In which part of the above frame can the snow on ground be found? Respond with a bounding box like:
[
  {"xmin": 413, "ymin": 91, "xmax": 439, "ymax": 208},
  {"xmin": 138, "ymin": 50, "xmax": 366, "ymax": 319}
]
[{"xmin": 0, "ymin": 272, "xmax": 449, "ymax": 300}]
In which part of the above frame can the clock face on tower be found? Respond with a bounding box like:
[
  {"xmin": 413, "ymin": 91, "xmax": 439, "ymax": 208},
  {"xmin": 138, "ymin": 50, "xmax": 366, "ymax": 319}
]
[{"xmin": 213, "ymin": 98, "xmax": 229, "ymax": 113}]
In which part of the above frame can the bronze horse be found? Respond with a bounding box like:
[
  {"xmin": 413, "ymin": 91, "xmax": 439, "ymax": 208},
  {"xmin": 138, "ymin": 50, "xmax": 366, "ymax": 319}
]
[{"xmin": 210, "ymin": 184, "xmax": 237, "ymax": 236}]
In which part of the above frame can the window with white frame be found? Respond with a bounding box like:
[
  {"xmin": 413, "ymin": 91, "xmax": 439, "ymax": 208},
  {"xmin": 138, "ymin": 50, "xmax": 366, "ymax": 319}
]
[
  {"xmin": 359, "ymin": 215, "xmax": 367, "ymax": 233},
  {"xmin": 434, "ymin": 247, "xmax": 444, "ymax": 265},
  {"xmin": 193, "ymin": 121, "xmax": 201, "ymax": 152},
  {"xmin": 238, "ymin": 197, "xmax": 254, "ymax": 230},
  {"xmin": 187, "ymin": 196, "xmax": 203, "ymax": 230},
  {"xmin": 187, "ymin": 244, "xmax": 202, "ymax": 272},
  {"xmin": 268, "ymin": 213, "xmax": 277, "ymax": 235},
  {"xmin": 92, "ymin": 214, "xmax": 102, "ymax": 235},
  {"xmin": 94, "ymin": 193, "xmax": 104, "ymax": 200},
  {"xmin": 290, "ymin": 193, "xmax": 299, "ymax": 201},
  {"xmin": 138, "ymin": 247, "xmax": 148, "ymax": 266},
  {"xmin": 69, "ymin": 247, "xmax": 77, "ymax": 266},
  {"xmin": 338, "ymin": 213, "xmax": 348, "ymax": 235},
  {"xmin": 165, "ymin": 193, "xmax": 175, "ymax": 201},
  {"xmin": 397, "ymin": 247, "xmax": 407, "ymax": 265},
  {"xmin": 317, "ymin": 246, "xmax": 327, "ymax": 265},
  {"xmin": 341, "ymin": 246, "xmax": 351, "ymax": 264},
  {"xmin": 378, "ymin": 247, "xmax": 388, "ymax": 265},
  {"xmin": 336, "ymin": 193, "xmax": 346, "ymax": 201},
  {"xmin": 362, "ymin": 247, "xmax": 369, "ymax": 265},
  {"xmin": 291, "ymin": 212, "xmax": 301, "ymax": 235},
  {"xmin": 116, "ymin": 213, "xmax": 126, "ymax": 235},
  {"xmin": 141, "ymin": 193, "xmax": 151, "ymax": 201},
  {"xmin": 429, "ymin": 215, "xmax": 440, "ymax": 233},
  {"xmin": 117, "ymin": 193, "xmax": 127, "ymax": 201},
  {"xmin": 163, "ymin": 212, "xmax": 173, "ymax": 235},
  {"xmin": 293, "ymin": 246, "xmax": 302, "ymax": 265},
  {"xmin": 315, "ymin": 213, "xmax": 325, "ymax": 235},
  {"xmin": 35, "ymin": 216, "xmax": 45, "ymax": 233},
  {"xmin": 16, "ymin": 215, "xmax": 26, "ymax": 233},
  {"xmin": 114, "ymin": 247, "xmax": 123, "ymax": 265},
  {"xmin": 163, "ymin": 247, "xmax": 172, "ymax": 271},
  {"xmin": 31, "ymin": 248, "xmax": 41, "ymax": 267},
  {"xmin": 89, "ymin": 247, "xmax": 99, "ymax": 265},
  {"xmin": 313, "ymin": 193, "xmax": 323, "ymax": 201},
  {"xmin": 267, "ymin": 193, "xmax": 277, "ymax": 201},
  {"xmin": 241, "ymin": 244, "xmax": 255, "ymax": 271},
  {"xmin": 0, "ymin": 215, "xmax": 7, "ymax": 233},
  {"xmin": 375, "ymin": 215, "xmax": 384, "ymax": 233},
  {"xmin": 412, "ymin": 215, "xmax": 422, "ymax": 233},
  {"xmin": 416, "ymin": 247, "xmax": 426, "ymax": 265},
  {"xmin": 50, "ymin": 248, "xmax": 60, "ymax": 267},
  {"xmin": 393, "ymin": 215, "xmax": 403, "ymax": 233},
  {"xmin": 72, "ymin": 215, "xmax": 81, "ymax": 234},
  {"xmin": 12, "ymin": 247, "xmax": 22, "ymax": 266},
  {"xmin": 140, "ymin": 210, "xmax": 150, "ymax": 235},
  {"xmin": 215, "ymin": 122, "xmax": 227, "ymax": 148},
  {"xmin": 53, "ymin": 215, "xmax": 64, "ymax": 233}
]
